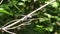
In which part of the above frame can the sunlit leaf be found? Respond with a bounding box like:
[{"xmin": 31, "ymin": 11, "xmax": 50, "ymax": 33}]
[
  {"xmin": 44, "ymin": 13, "xmax": 52, "ymax": 18},
  {"xmin": 51, "ymin": 2, "xmax": 59, "ymax": 8},
  {"xmin": 36, "ymin": 25, "xmax": 44, "ymax": 28},
  {"xmin": 21, "ymin": 0, "xmax": 27, "ymax": 2},
  {"xmin": 39, "ymin": 18, "xmax": 50, "ymax": 22},
  {"xmin": 44, "ymin": 27, "xmax": 53, "ymax": 32},
  {"xmin": 0, "ymin": 8, "xmax": 13, "ymax": 16},
  {"xmin": 18, "ymin": 2, "xmax": 25, "ymax": 6}
]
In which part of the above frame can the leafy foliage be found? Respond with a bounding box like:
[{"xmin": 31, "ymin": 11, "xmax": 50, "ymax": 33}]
[{"xmin": 0, "ymin": 0, "xmax": 60, "ymax": 34}]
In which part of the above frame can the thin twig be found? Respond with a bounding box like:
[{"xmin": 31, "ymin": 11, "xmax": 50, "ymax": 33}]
[
  {"xmin": 1, "ymin": 17, "xmax": 42, "ymax": 28},
  {"xmin": 8, "ymin": 20, "xmax": 32, "ymax": 30},
  {"xmin": 9, "ymin": 18, "xmax": 50, "ymax": 29},
  {"xmin": 1, "ymin": 19, "xmax": 18, "ymax": 28},
  {"xmin": 27, "ymin": 0, "xmax": 56, "ymax": 16},
  {"xmin": 3, "ymin": 29, "xmax": 16, "ymax": 34},
  {"xmin": 1, "ymin": 15, "xmax": 28, "ymax": 28},
  {"xmin": 14, "ymin": 5, "xmax": 20, "ymax": 11},
  {"xmin": 2, "ymin": 0, "xmax": 56, "ymax": 30}
]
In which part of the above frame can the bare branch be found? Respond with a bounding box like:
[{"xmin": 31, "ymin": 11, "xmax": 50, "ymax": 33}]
[
  {"xmin": 1, "ymin": 15, "xmax": 28, "ymax": 28},
  {"xmin": 0, "ymin": 0, "xmax": 3, "ymax": 5},
  {"xmin": 3, "ymin": 29, "xmax": 16, "ymax": 34},
  {"xmin": 27, "ymin": 0, "xmax": 56, "ymax": 16},
  {"xmin": 2, "ymin": 0, "xmax": 56, "ymax": 31},
  {"xmin": 8, "ymin": 20, "xmax": 32, "ymax": 30},
  {"xmin": 0, "ymin": 0, "xmax": 56, "ymax": 34},
  {"xmin": 1, "ymin": 19, "xmax": 18, "ymax": 28}
]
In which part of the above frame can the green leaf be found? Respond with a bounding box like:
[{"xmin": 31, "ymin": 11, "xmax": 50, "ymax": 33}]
[
  {"xmin": 51, "ymin": 2, "xmax": 59, "ymax": 8},
  {"xmin": 44, "ymin": 13, "xmax": 52, "ymax": 18},
  {"xmin": 21, "ymin": 0, "xmax": 27, "ymax": 2},
  {"xmin": 0, "ymin": 8, "xmax": 13, "ymax": 16},
  {"xmin": 9, "ymin": 0, "xmax": 18, "ymax": 5},
  {"xmin": 39, "ymin": 18, "xmax": 50, "ymax": 22},
  {"xmin": 36, "ymin": 25, "xmax": 44, "ymax": 28},
  {"xmin": 21, "ymin": 0, "xmax": 31, "ymax": 2},
  {"xmin": 44, "ymin": 27, "xmax": 53, "ymax": 32},
  {"xmin": 18, "ymin": 2, "xmax": 25, "ymax": 6}
]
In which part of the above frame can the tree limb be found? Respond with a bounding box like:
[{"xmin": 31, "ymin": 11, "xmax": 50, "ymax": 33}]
[{"xmin": 0, "ymin": 0, "xmax": 56, "ymax": 34}]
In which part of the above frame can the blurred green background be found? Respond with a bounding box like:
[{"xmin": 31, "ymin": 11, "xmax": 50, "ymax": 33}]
[{"xmin": 0, "ymin": 0, "xmax": 60, "ymax": 34}]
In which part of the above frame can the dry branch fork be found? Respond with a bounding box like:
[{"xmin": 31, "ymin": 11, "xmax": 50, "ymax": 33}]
[{"xmin": 0, "ymin": 0, "xmax": 56, "ymax": 34}]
